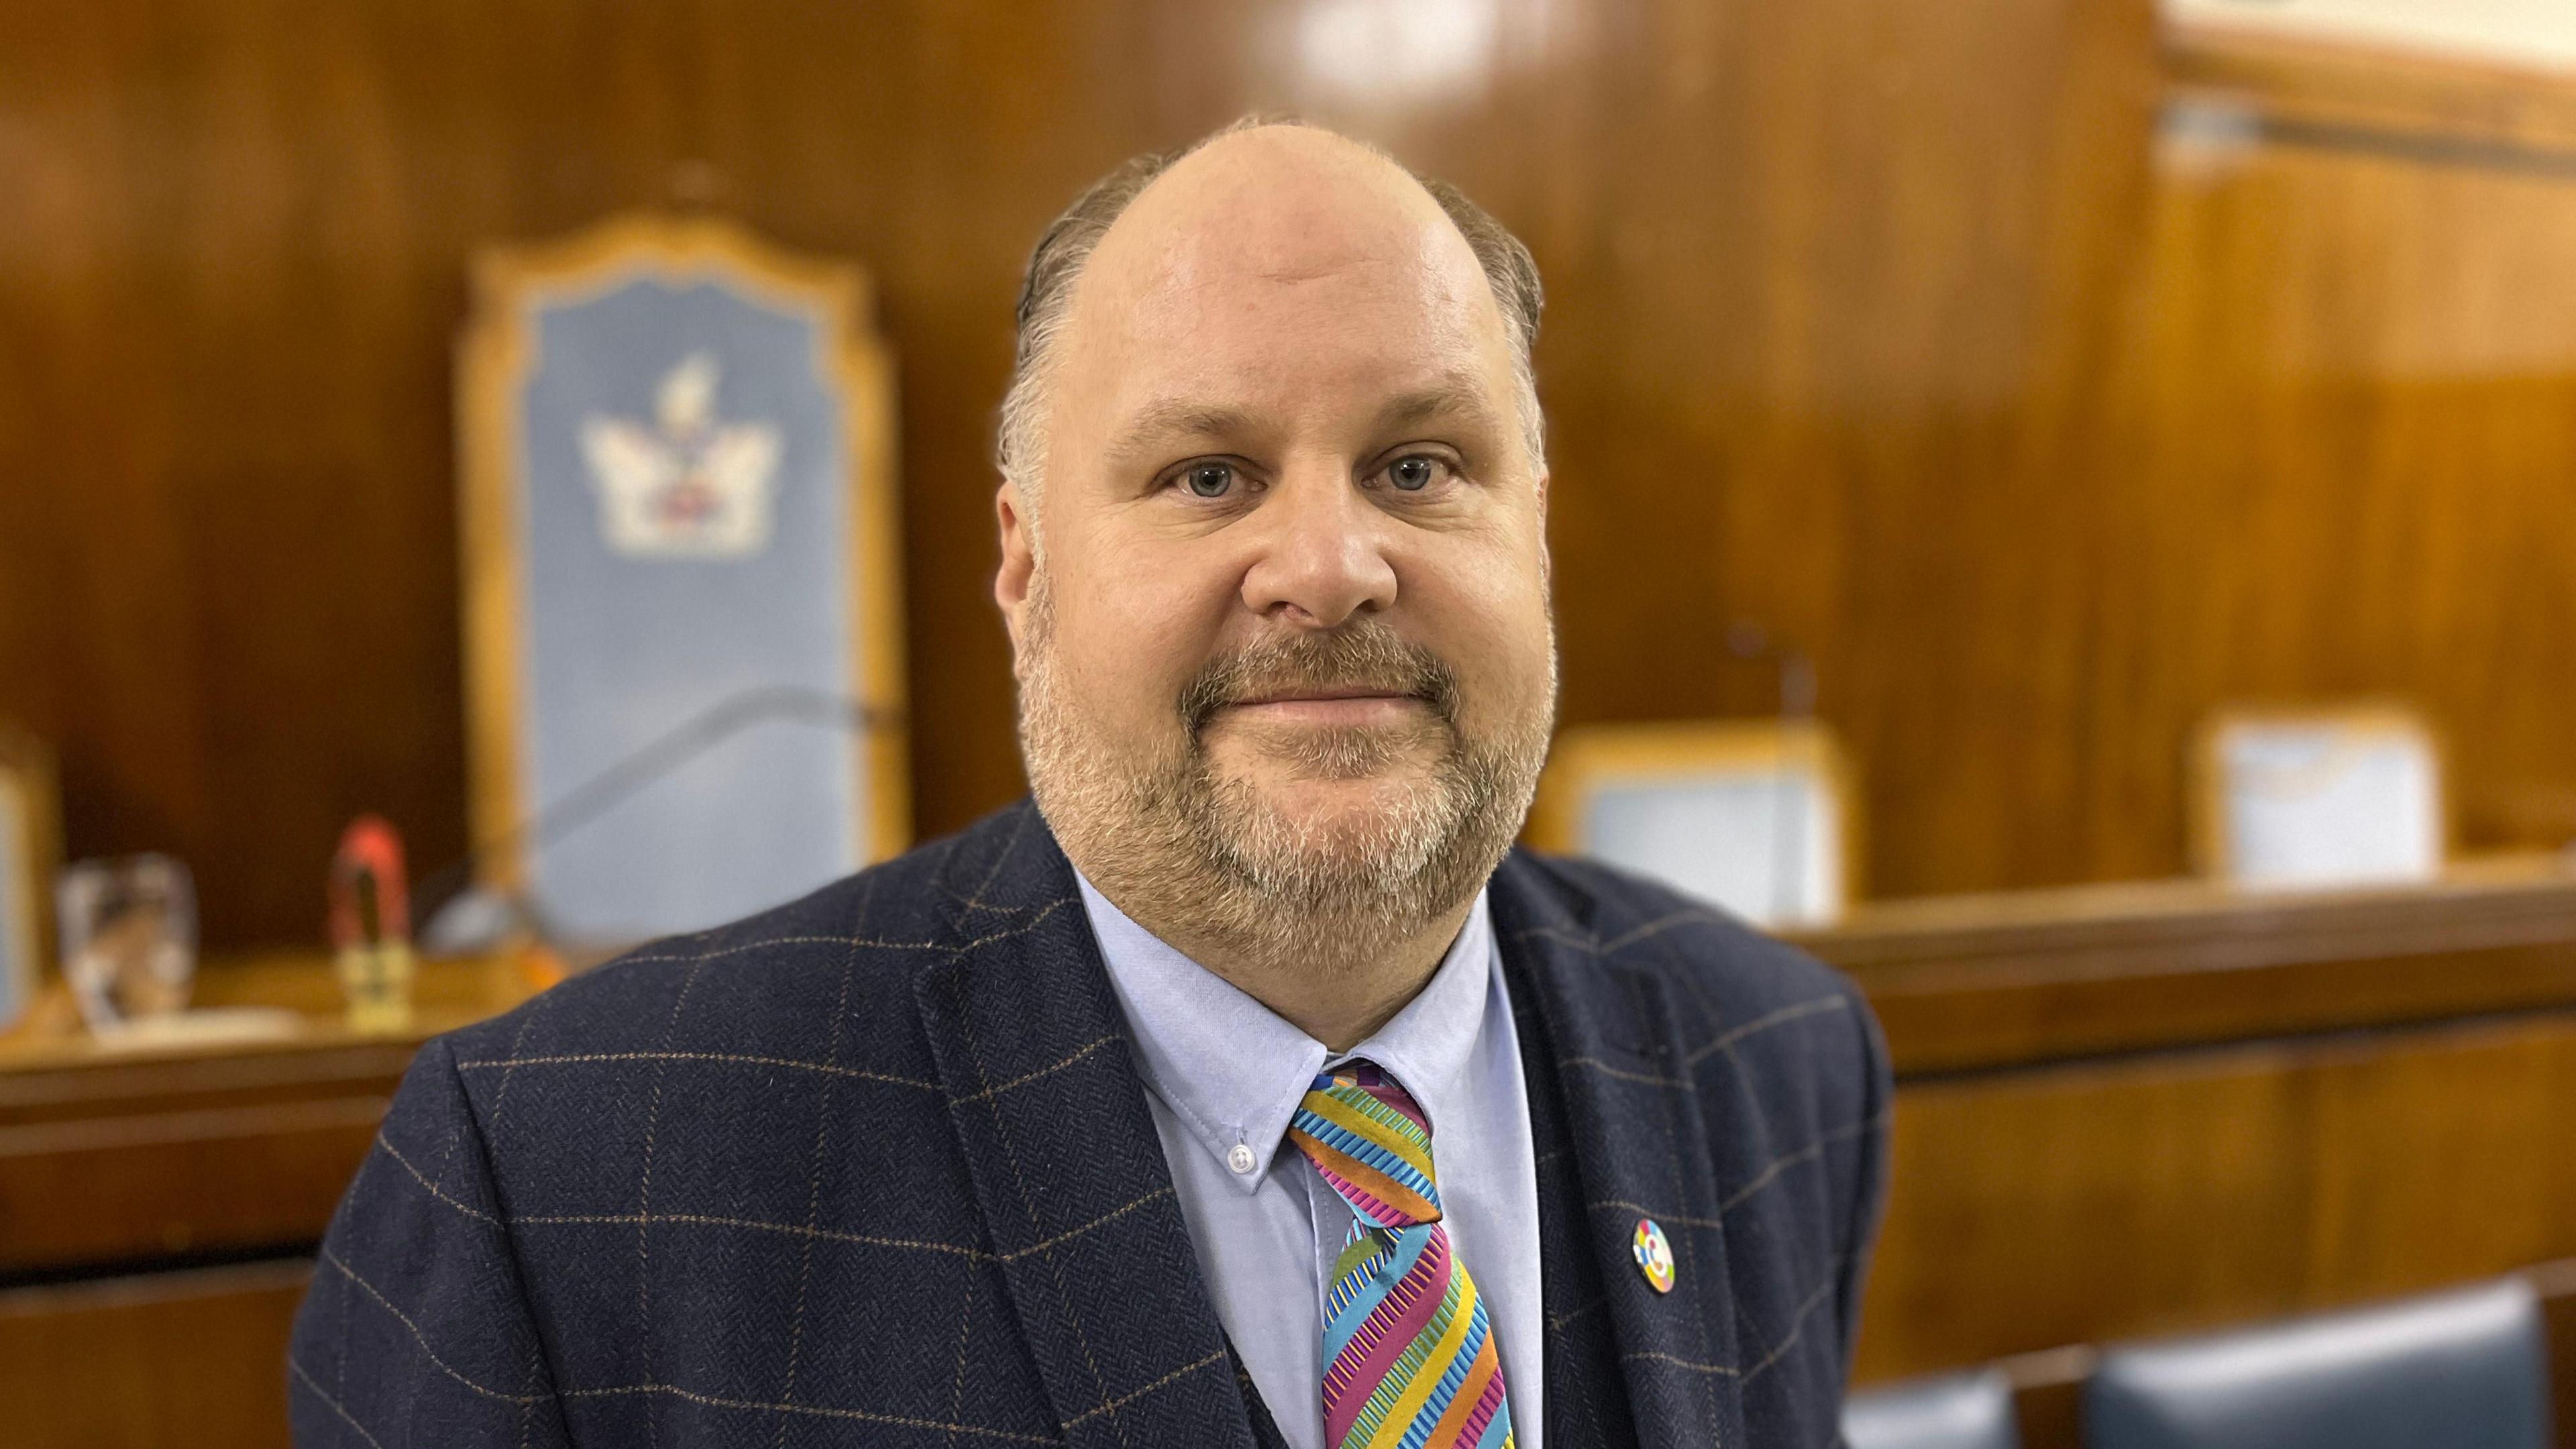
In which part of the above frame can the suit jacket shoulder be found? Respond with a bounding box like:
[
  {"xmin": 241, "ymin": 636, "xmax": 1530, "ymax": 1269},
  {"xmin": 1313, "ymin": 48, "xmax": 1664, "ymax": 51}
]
[
  {"xmin": 1495, "ymin": 847, "xmax": 1885, "ymax": 1127},
  {"xmin": 1503, "ymin": 845, "xmax": 1871, "ymax": 992},
  {"xmin": 435, "ymin": 800, "xmax": 1063, "ymax": 1084},
  {"xmin": 290, "ymin": 803, "xmax": 1112, "ymax": 1449}
]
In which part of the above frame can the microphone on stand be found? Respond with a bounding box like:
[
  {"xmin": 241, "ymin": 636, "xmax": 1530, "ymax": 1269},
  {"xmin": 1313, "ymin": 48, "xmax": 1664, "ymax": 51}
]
[
  {"xmin": 416, "ymin": 684, "xmax": 896, "ymax": 957},
  {"xmin": 1724, "ymin": 620, "xmax": 1819, "ymax": 927}
]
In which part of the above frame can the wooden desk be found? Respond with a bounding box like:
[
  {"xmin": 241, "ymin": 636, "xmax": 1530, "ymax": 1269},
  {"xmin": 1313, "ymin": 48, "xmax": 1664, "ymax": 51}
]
[
  {"xmin": 0, "ymin": 1262, "xmax": 313, "ymax": 1448},
  {"xmin": 13, "ymin": 865, "xmax": 2576, "ymax": 1436},
  {"xmin": 0, "ymin": 952, "xmax": 533, "ymax": 1447},
  {"xmin": 1796, "ymin": 853, "xmax": 2576, "ymax": 1075},
  {"xmin": 1788, "ymin": 856, "xmax": 2576, "ymax": 1383}
]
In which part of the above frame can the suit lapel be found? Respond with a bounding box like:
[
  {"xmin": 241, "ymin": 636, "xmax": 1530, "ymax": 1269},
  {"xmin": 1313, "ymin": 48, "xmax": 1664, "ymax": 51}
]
[
  {"xmin": 1501, "ymin": 947, "xmax": 1642, "ymax": 1449},
  {"xmin": 1489, "ymin": 853, "xmax": 1746, "ymax": 1449},
  {"xmin": 911, "ymin": 806, "xmax": 1257, "ymax": 1449}
]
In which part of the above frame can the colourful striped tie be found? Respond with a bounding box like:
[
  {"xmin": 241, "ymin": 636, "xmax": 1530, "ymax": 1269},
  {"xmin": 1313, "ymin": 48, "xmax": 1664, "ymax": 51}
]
[{"xmin": 1287, "ymin": 1061, "xmax": 1515, "ymax": 1449}]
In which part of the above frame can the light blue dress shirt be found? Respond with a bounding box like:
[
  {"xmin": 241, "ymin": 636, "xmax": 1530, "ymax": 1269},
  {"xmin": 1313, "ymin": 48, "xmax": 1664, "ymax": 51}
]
[{"xmin": 1077, "ymin": 873, "xmax": 1545, "ymax": 1449}]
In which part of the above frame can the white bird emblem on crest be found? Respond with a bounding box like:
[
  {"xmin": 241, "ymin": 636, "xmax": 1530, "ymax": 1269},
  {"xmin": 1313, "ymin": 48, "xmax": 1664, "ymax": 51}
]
[{"xmin": 580, "ymin": 352, "xmax": 782, "ymax": 559}]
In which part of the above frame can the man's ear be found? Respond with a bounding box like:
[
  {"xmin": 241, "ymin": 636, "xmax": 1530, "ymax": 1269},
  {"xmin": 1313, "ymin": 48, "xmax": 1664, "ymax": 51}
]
[{"xmin": 994, "ymin": 481, "xmax": 1036, "ymax": 663}]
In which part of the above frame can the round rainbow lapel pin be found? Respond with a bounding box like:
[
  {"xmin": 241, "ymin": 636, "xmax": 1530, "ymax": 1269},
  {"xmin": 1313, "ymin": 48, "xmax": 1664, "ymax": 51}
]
[{"xmin": 1631, "ymin": 1218, "xmax": 1676, "ymax": 1293}]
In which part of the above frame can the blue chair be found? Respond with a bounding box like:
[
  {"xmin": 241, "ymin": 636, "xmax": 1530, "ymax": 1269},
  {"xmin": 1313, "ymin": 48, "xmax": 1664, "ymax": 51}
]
[
  {"xmin": 2087, "ymin": 1277, "xmax": 2551, "ymax": 1449},
  {"xmin": 1843, "ymin": 1368, "xmax": 2021, "ymax": 1449}
]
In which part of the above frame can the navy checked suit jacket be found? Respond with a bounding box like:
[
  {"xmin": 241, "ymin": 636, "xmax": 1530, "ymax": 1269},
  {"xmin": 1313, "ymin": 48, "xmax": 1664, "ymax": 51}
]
[{"xmin": 290, "ymin": 802, "xmax": 1891, "ymax": 1448}]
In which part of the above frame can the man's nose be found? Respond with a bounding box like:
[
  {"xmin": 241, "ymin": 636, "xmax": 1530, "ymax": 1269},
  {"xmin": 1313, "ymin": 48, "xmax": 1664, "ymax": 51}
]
[{"xmin": 1239, "ymin": 463, "xmax": 1399, "ymax": 628}]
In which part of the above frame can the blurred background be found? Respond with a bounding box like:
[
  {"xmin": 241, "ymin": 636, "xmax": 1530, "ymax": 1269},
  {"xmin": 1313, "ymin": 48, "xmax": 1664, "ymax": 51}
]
[{"xmin": 9, "ymin": 0, "xmax": 2576, "ymax": 1444}]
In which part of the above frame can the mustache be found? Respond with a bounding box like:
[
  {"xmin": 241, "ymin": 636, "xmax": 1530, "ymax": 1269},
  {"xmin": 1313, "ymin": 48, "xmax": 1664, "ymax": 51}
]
[{"xmin": 1177, "ymin": 623, "xmax": 1462, "ymax": 737}]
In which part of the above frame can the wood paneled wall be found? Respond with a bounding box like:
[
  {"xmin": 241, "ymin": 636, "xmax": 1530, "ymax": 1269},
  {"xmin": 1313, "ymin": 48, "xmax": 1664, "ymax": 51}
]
[{"xmin": 7, "ymin": 0, "xmax": 2575, "ymax": 946}]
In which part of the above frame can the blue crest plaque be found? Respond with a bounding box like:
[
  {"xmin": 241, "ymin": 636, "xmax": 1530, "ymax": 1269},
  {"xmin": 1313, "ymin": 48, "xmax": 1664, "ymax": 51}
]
[{"xmin": 460, "ymin": 217, "xmax": 907, "ymax": 946}]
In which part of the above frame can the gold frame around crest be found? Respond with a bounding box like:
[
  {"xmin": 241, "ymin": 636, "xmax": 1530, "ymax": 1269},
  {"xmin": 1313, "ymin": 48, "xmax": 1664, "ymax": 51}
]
[{"xmin": 456, "ymin": 213, "xmax": 910, "ymax": 902}]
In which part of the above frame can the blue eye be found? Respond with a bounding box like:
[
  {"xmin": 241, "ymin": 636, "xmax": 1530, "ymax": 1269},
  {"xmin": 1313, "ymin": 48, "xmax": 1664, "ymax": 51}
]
[
  {"xmin": 1185, "ymin": 463, "xmax": 1234, "ymax": 498},
  {"xmin": 1389, "ymin": 456, "xmax": 1438, "ymax": 491}
]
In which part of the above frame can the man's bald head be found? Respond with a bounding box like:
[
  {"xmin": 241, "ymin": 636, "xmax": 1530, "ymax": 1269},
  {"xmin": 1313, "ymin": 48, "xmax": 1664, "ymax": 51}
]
[{"xmin": 996, "ymin": 117, "xmax": 1544, "ymax": 507}]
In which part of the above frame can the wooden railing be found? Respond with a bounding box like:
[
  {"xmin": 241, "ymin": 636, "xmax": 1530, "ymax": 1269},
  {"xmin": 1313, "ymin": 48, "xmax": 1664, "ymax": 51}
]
[
  {"xmin": 1792, "ymin": 856, "xmax": 2576, "ymax": 1383},
  {"xmin": 9, "ymin": 863, "xmax": 2576, "ymax": 1441},
  {"xmin": 1798, "ymin": 853, "xmax": 2576, "ymax": 1075}
]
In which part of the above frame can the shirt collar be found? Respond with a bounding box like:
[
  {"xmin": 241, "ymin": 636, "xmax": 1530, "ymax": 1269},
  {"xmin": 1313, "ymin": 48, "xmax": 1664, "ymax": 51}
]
[{"xmin": 1079, "ymin": 871, "xmax": 1497, "ymax": 1195}]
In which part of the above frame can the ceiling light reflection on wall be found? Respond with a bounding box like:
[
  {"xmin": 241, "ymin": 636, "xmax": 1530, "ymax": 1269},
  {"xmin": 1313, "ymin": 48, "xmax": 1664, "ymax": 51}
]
[{"xmin": 1289, "ymin": 0, "xmax": 1505, "ymax": 113}]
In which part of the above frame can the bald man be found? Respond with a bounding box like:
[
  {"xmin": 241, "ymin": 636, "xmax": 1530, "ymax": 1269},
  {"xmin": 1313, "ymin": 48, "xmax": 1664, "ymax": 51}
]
[{"xmin": 292, "ymin": 120, "xmax": 1890, "ymax": 1449}]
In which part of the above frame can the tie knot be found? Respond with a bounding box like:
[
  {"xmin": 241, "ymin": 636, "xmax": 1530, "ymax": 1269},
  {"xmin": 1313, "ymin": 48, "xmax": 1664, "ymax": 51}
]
[{"xmin": 1287, "ymin": 1059, "xmax": 1442, "ymax": 1227}]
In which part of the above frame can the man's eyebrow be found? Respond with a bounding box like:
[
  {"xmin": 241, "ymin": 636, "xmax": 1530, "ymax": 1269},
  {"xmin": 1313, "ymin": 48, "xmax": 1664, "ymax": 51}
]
[
  {"xmin": 1104, "ymin": 372, "xmax": 1503, "ymax": 466},
  {"xmin": 1375, "ymin": 372, "xmax": 1503, "ymax": 433},
  {"xmin": 1108, "ymin": 398, "xmax": 1259, "ymax": 462}
]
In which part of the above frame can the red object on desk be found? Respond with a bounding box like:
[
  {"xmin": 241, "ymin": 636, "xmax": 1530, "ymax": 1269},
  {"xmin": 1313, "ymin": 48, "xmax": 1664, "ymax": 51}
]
[{"xmin": 327, "ymin": 816, "xmax": 409, "ymax": 951}]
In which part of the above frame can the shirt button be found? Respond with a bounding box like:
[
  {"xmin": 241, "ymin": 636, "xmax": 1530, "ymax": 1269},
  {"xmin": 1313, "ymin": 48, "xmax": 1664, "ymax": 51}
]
[{"xmin": 1227, "ymin": 1143, "xmax": 1257, "ymax": 1175}]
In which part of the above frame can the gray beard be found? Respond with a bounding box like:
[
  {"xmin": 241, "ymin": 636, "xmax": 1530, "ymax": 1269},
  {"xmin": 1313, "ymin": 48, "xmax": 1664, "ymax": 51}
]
[{"xmin": 1014, "ymin": 574, "xmax": 1554, "ymax": 983}]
